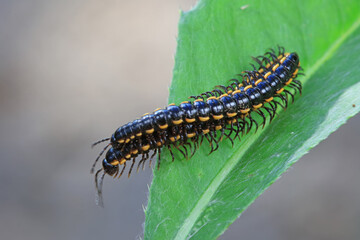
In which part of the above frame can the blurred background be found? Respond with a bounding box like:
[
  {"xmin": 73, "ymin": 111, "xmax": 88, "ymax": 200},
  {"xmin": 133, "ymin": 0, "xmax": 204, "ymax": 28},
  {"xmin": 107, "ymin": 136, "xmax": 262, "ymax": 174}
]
[{"xmin": 0, "ymin": 1, "xmax": 359, "ymax": 240}]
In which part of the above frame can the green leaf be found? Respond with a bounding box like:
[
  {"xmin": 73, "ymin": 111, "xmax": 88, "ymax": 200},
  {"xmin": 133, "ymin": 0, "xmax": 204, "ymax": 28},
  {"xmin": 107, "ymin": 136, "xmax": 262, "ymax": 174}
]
[{"xmin": 144, "ymin": 0, "xmax": 360, "ymax": 239}]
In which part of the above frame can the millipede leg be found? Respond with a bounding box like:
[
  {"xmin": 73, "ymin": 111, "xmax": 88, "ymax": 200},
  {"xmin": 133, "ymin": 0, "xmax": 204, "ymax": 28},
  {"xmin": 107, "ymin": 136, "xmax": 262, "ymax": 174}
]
[
  {"xmin": 204, "ymin": 133, "xmax": 214, "ymax": 153},
  {"xmin": 219, "ymin": 126, "xmax": 225, "ymax": 142},
  {"xmin": 186, "ymin": 142, "xmax": 193, "ymax": 157},
  {"xmin": 273, "ymin": 99, "xmax": 284, "ymax": 110},
  {"xmin": 209, "ymin": 131, "xmax": 219, "ymax": 154},
  {"xmin": 190, "ymin": 141, "xmax": 197, "ymax": 158},
  {"xmin": 193, "ymin": 134, "xmax": 200, "ymax": 150},
  {"xmin": 263, "ymin": 105, "xmax": 274, "ymax": 122},
  {"xmin": 118, "ymin": 162, "xmax": 127, "ymax": 178},
  {"xmin": 233, "ymin": 118, "xmax": 241, "ymax": 140},
  {"xmin": 255, "ymin": 109, "xmax": 267, "ymax": 128},
  {"xmin": 199, "ymin": 134, "xmax": 205, "ymax": 146},
  {"xmin": 181, "ymin": 144, "xmax": 189, "ymax": 160},
  {"xmin": 113, "ymin": 166, "xmax": 120, "ymax": 178},
  {"xmin": 176, "ymin": 145, "xmax": 187, "ymax": 159},
  {"xmin": 137, "ymin": 154, "xmax": 146, "ymax": 172},
  {"xmin": 226, "ymin": 122, "xmax": 234, "ymax": 139},
  {"xmin": 266, "ymin": 102, "xmax": 277, "ymax": 121},
  {"xmin": 167, "ymin": 145, "xmax": 175, "ymax": 162},
  {"xmin": 292, "ymin": 80, "xmax": 302, "ymax": 95},
  {"xmin": 149, "ymin": 149, "xmax": 157, "ymax": 168},
  {"xmin": 128, "ymin": 158, "xmax": 136, "ymax": 178},
  {"xmin": 248, "ymin": 113, "xmax": 259, "ymax": 133},
  {"xmin": 246, "ymin": 116, "xmax": 253, "ymax": 134},
  {"xmin": 223, "ymin": 130, "xmax": 234, "ymax": 146},
  {"xmin": 278, "ymin": 94, "xmax": 288, "ymax": 109},
  {"xmin": 157, "ymin": 148, "xmax": 162, "ymax": 170},
  {"xmin": 283, "ymin": 89, "xmax": 295, "ymax": 103},
  {"xmin": 142, "ymin": 152, "xmax": 149, "ymax": 170}
]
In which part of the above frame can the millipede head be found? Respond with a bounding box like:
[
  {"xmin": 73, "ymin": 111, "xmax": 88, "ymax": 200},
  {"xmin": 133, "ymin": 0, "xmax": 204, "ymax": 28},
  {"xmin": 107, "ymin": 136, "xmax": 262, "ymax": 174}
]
[
  {"xmin": 102, "ymin": 158, "xmax": 119, "ymax": 176},
  {"xmin": 94, "ymin": 148, "xmax": 122, "ymax": 207}
]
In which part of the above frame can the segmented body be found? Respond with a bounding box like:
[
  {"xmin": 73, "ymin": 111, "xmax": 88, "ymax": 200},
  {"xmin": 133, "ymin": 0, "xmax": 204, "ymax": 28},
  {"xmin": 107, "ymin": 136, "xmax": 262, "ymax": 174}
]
[{"xmin": 92, "ymin": 47, "xmax": 303, "ymax": 204}]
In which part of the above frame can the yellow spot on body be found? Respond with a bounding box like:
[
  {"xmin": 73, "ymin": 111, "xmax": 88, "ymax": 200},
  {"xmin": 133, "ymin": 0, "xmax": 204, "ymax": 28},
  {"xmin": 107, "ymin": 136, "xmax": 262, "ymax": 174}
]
[
  {"xmin": 169, "ymin": 103, "xmax": 175, "ymax": 106},
  {"xmin": 265, "ymin": 97, "xmax": 273, "ymax": 102},
  {"xmin": 118, "ymin": 139, "xmax": 125, "ymax": 144},
  {"xmin": 277, "ymin": 54, "xmax": 283, "ymax": 60},
  {"xmin": 125, "ymin": 138, "xmax": 130, "ymax": 143},
  {"xmin": 232, "ymin": 90, "xmax": 241, "ymax": 94},
  {"xmin": 259, "ymin": 68, "xmax": 264, "ymax": 73},
  {"xmin": 244, "ymin": 85, "xmax": 252, "ymax": 91},
  {"xmin": 187, "ymin": 133, "xmax": 196, "ymax": 138},
  {"xmin": 286, "ymin": 78, "xmax": 293, "ymax": 85},
  {"xmin": 111, "ymin": 160, "xmax": 119, "ymax": 166},
  {"xmin": 253, "ymin": 103, "xmax": 263, "ymax": 109},
  {"xmin": 293, "ymin": 68, "xmax": 299, "ymax": 76},
  {"xmin": 172, "ymin": 119, "xmax": 183, "ymax": 125},
  {"xmin": 181, "ymin": 101, "xmax": 189, "ymax": 104},
  {"xmin": 142, "ymin": 144, "xmax": 150, "ymax": 151},
  {"xmin": 276, "ymin": 88, "xmax": 284, "ymax": 94},
  {"xmin": 130, "ymin": 135, "xmax": 135, "ymax": 139},
  {"xmin": 185, "ymin": 118, "xmax": 196, "ymax": 123},
  {"xmin": 131, "ymin": 149, "xmax": 138, "ymax": 155},
  {"xmin": 120, "ymin": 159, "xmax": 126, "ymax": 165},
  {"xmin": 240, "ymin": 108, "xmax": 250, "ymax": 114},
  {"xmin": 272, "ymin": 63, "xmax": 279, "ymax": 72},
  {"xmin": 159, "ymin": 124, "xmax": 168, "ymax": 130},
  {"xmin": 154, "ymin": 108, "xmax": 161, "ymax": 112},
  {"xmin": 264, "ymin": 72, "xmax": 271, "ymax": 79},
  {"xmin": 194, "ymin": 99, "xmax": 203, "ymax": 102},
  {"xmin": 255, "ymin": 79, "xmax": 262, "ymax": 86},
  {"xmin": 146, "ymin": 128, "xmax": 154, "ymax": 134},
  {"xmin": 136, "ymin": 132, "xmax": 142, "ymax": 137},
  {"xmin": 142, "ymin": 113, "xmax": 149, "ymax": 116},
  {"xmin": 266, "ymin": 63, "xmax": 271, "ymax": 68},
  {"xmin": 199, "ymin": 116, "xmax": 210, "ymax": 122},
  {"xmin": 156, "ymin": 141, "xmax": 162, "ymax": 147},
  {"xmin": 215, "ymin": 125, "xmax": 222, "ymax": 131},
  {"xmin": 125, "ymin": 154, "xmax": 131, "ymax": 159},
  {"xmin": 220, "ymin": 94, "xmax": 228, "ymax": 98},
  {"xmin": 207, "ymin": 97, "xmax": 217, "ymax": 100},
  {"xmin": 213, "ymin": 114, "xmax": 224, "ymax": 120},
  {"xmin": 170, "ymin": 135, "xmax": 181, "ymax": 142},
  {"xmin": 227, "ymin": 90, "xmax": 233, "ymax": 94},
  {"xmin": 267, "ymin": 61, "xmax": 275, "ymax": 68},
  {"xmin": 202, "ymin": 129, "xmax": 210, "ymax": 134},
  {"xmin": 284, "ymin": 52, "xmax": 290, "ymax": 57},
  {"xmin": 280, "ymin": 56, "xmax": 287, "ymax": 64},
  {"xmin": 227, "ymin": 112, "xmax": 237, "ymax": 118}
]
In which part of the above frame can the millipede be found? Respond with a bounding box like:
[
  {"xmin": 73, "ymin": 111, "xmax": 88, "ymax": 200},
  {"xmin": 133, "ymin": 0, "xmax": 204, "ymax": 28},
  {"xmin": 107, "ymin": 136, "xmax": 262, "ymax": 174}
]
[{"xmin": 92, "ymin": 46, "xmax": 303, "ymax": 205}]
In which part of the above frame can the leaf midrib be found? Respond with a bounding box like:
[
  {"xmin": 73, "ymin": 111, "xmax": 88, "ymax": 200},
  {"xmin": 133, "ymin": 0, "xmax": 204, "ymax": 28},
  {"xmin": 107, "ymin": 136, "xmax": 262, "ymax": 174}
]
[{"xmin": 173, "ymin": 16, "xmax": 360, "ymax": 240}]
